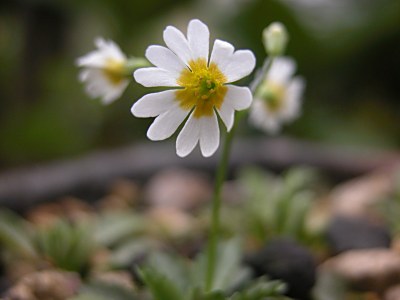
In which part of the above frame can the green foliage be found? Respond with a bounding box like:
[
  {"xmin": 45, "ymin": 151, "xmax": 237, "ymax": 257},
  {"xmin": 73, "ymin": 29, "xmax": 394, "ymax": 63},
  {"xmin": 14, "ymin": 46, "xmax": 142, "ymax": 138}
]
[
  {"xmin": 140, "ymin": 265, "xmax": 290, "ymax": 300},
  {"xmin": 231, "ymin": 277, "xmax": 290, "ymax": 300},
  {"xmin": 209, "ymin": 239, "xmax": 251, "ymax": 291},
  {"xmin": 139, "ymin": 267, "xmax": 186, "ymax": 300},
  {"xmin": 235, "ymin": 167, "xmax": 322, "ymax": 246},
  {"xmin": 109, "ymin": 237, "xmax": 159, "ymax": 268},
  {"xmin": 139, "ymin": 239, "xmax": 291, "ymax": 300},
  {"xmin": 93, "ymin": 212, "xmax": 145, "ymax": 247},
  {"xmin": 70, "ymin": 281, "xmax": 138, "ymax": 300},
  {"xmin": 0, "ymin": 210, "xmax": 37, "ymax": 259},
  {"xmin": 145, "ymin": 239, "xmax": 250, "ymax": 294},
  {"xmin": 312, "ymin": 270, "xmax": 348, "ymax": 300},
  {"xmin": 36, "ymin": 221, "xmax": 95, "ymax": 273}
]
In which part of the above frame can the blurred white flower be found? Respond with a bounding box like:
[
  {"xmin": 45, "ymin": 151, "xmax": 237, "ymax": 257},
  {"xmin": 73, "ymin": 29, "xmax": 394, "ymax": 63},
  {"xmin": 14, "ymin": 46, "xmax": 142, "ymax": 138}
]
[
  {"xmin": 131, "ymin": 19, "xmax": 256, "ymax": 157},
  {"xmin": 249, "ymin": 57, "xmax": 305, "ymax": 134},
  {"xmin": 76, "ymin": 38, "xmax": 129, "ymax": 104}
]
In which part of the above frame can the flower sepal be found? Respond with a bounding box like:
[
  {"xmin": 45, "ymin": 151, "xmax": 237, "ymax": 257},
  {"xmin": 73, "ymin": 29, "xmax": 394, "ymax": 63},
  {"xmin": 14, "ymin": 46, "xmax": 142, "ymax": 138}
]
[{"xmin": 124, "ymin": 57, "xmax": 151, "ymax": 76}]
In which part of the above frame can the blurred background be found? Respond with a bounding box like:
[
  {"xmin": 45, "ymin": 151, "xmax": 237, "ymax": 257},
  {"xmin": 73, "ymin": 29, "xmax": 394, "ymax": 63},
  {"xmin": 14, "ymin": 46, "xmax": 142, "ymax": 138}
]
[{"xmin": 0, "ymin": 0, "xmax": 399, "ymax": 169}]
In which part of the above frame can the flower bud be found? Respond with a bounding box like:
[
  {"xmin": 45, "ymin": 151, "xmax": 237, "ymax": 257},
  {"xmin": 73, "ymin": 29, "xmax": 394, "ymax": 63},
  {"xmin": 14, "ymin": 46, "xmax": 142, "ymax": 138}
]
[{"xmin": 263, "ymin": 22, "xmax": 289, "ymax": 56}]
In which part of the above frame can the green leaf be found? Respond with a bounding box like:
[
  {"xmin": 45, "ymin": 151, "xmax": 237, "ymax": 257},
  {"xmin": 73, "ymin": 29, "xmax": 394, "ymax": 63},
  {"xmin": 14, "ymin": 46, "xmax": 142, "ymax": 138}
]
[
  {"xmin": 36, "ymin": 220, "xmax": 94, "ymax": 272},
  {"xmin": 70, "ymin": 281, "xmax": 138, "ymax": 300},
  {"xmin": 0, "ymin": 210, "xmax": 37, "ymax": 259},
  {"xmin": 147, "ymin": 251, "xmax": 189, "ymax": 293},
  {"xmin": 283, "ymin": 191, "xmax": 313, "ymax": 238},
  {"xmin": 212, "ymin": 239, "xmax": 251, "ymax": 291},
  {"xmin": 230, "ymin": 277, "xmax": 290, "ymax": 300},
  {"xmin": 94, "ymin": 213, "xmax": 144, "ymax": 247},
  {"xmin": 139, "ymin": 267, "xmax": 185, "ymax": 300},
  {"xmin": 190, "ymin": 288, "xmax": 226, "ymax": 300},
  {"xmin": 312, "ymin": 270, "xmax": 347, "ymax": 300},
  {"xmin": 283, "ymin": 167, "xmax": 317, "ymax": 194},
  {"xmin": 110, "ymin": 237, "xmax": 159, "ymax": 268}
]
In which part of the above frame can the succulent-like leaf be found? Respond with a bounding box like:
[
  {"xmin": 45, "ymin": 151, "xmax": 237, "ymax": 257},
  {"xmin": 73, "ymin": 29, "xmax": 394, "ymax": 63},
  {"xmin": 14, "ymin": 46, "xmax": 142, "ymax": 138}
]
[
  {"xmin": 230, "ymin": 277, "xmax": 290, "ymax": 300},
  {"xmin": 139, "ymin": 267, "xmax": 185, "ymax": 300},
  {"xmin": 94, "ymin": 213, "xmax": 144, "ymax": 247},
  {"xmin": 36, "ymin": 220, "xmax": 94, "ymax": 272},
  {"xmin": 212, "ymin": 239, "xmax": 251, "ymax": 291},
  {"xmin": 70, "ymin": 281, "xmax": 138, "ymax": 300},
  {"xmin": 0, "ymin": 210, "xmax": 37, "ymax": 259}
]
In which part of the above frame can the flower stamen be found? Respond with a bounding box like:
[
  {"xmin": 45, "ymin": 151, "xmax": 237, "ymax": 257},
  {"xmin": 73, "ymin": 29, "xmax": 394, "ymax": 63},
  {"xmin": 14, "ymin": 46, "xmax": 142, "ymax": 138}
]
[
  {"xmin": 258, "ymin": 81, "xmax": 286, "ymax": 112},
  {"xmin": 102, "ymin": 58, "xmax": 125, "ymax": 85},
  {"xmin": 176, "ymin": 58, "xmax": 227, "ymax": 118}
]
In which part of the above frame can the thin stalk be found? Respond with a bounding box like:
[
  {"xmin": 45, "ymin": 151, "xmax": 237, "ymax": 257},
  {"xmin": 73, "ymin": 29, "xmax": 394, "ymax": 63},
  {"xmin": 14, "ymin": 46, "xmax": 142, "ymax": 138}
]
[
  {"xmin": 204, "ymin": 56, "xmax": 275, "ymax": 292},
  {"xmin": 205, "ymin": 111, "xmax": 244, "ymax": 292}
]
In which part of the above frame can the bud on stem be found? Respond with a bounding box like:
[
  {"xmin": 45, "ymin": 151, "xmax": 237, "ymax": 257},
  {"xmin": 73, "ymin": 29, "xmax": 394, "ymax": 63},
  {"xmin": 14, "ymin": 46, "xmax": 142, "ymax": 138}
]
[{"xmin": 263, "ymin": 22, "xmax": 288, "ymax": 57}]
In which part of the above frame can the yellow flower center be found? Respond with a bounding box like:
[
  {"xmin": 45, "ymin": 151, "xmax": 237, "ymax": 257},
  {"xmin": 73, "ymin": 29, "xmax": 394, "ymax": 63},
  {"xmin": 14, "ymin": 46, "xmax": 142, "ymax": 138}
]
[
  {"xmin": 103, "ymin": 58, "xmax": 125, "ymax": 86},
  {"xmin": 176, "ymin": 58, "xmax": 227, "ymax": 118},
  {"xmin": 258, "ymin": 80, "xmax": 286, "ymax": 112}
]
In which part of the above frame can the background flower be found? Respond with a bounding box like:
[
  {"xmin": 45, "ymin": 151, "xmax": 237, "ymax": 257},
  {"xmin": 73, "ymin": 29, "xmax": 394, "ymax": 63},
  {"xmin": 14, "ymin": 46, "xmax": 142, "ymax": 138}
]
[
  {"xmin": 249, "ymin": 57, "xmax": 305, "ymax": 134},
  {"xmin": 132, "ymin": 19, "xmax": 255, "ymax": 157},
  {"xmin": 76, "ymin": 38, "xmax": 129, "ymax": 105}
]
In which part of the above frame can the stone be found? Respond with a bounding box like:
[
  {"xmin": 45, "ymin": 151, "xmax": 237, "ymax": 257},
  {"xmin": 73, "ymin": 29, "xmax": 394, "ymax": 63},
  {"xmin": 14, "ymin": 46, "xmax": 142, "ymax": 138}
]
[
  {"xmin": 146, "ymin": 207, "xmax": 195, "ymax": 238},
  {"xmin": 385, "ymin": 284, "xmax": 400, "ymax": 300},
  {"xmin": 245, "ymin": 237, "xmax": 316, "ymax": 300},
  {"xmin": 327, "ymin": 215, "xmax": 391, "ymax": 255},
  {"xmin": 97, "ymin": 179, "xmax": 140, "ymax": 212},
  {"xmin": 323, "ymin": 249, "xmax": 400, "ymax": 293},
  {"xmin": 145, "ymin": 168, "xmax": 212, "ymax": 211},
  {"xmin": 91, "ymin": 271, "xmax": 135, "ymax": 290},
  {"xmin": 330, "ymin": 169, "xmax": 395, "ymax": 219},
  {"xmin": 4, "ymin": 270, "xmax": 80, "ymax": 300},
  {"xmin": 26, "ymin": 196, "xmax": 93, "ymax": 228}
]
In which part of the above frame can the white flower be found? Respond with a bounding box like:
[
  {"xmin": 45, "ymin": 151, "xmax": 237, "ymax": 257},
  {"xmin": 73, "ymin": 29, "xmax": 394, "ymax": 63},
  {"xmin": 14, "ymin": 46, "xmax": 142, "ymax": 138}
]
[
  {"xmin": 76, "ymin": 38, "xmax": 129, "ymax": 104},
  {"xmin": 249, "ymin": 57, "xmax": 305, "ymax": 134},
  {"xmin": 131, "ymin": 19, "xmax": 256, "ymax": 158}
]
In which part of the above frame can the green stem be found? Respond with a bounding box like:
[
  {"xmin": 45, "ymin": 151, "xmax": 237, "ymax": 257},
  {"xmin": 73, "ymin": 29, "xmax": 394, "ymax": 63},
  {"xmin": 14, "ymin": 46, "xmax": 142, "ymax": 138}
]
[
  {"xmin": 205, "ymin": 112, "xmax": 241, "ymax": 292},
  {"xmin": 204, "ymin": 56, "xmax": 275, "ymax": 292},
  {"xmin": 123, "ymin": 57, "xmax": 150, "ymax": 76}
]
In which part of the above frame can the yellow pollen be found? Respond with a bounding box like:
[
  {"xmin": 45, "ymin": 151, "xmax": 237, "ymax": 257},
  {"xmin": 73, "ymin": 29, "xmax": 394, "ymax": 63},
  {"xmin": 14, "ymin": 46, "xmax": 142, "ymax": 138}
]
[
  {"xmin": 259, "ymin": 80, "xmax": 286, "ymax": 112},
  {"xmin": 176, "ymin": 58, "xmax": 227, "ymax": 118},
  {"xmin": 102, "ymin": 58, "xmax": 125, "ymax": 86}
]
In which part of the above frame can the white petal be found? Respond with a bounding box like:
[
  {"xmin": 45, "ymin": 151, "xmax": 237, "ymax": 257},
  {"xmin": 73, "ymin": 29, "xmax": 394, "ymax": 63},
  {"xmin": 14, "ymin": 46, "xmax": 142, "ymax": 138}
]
[
  {"xmin": 101, "ymin": 80, "xmax": 129, "ymax": 104},
  {"xmin": 134, "ymin": 67, "xmax": 179, "ymax": 87},
  {"xmin": 216, "ymin": 102, "xmax": 234, "ymax": 131},
  {"xmin": 77, "ymin": 38, "xmax": 126, "ymax": 68},
  {"xmin": 249, "ymin": 99, "xmax": 266, "ymax": 127},
  {"xmin": 146, "ymin": 105, "xmax": 188, "ymax": 141},
  {"xmin": 95, "ymin": 37, "xmax": 126, "ymax": 61},
  {"xmin": 210, "ymin": 39, "xmax": 235, "ymax": 71},
  {"xmin": 131, "ymin": 90, "xmax": 177, "ymax": 117},
  {"xmin": 281, "ymin": 76, "xmax": 305, "ymax": 121},
  {"xmin": 76, "ymin": 52, "xmax": 107, "ymax": 68},
  {"xmin": 176, "ymin": 113, "xmax": 201, "ymax": 157},
  {"xmin": 79, "ymin": 68, "xmax": 128, "ymax": 103},
  {"xmin": 78, "ymin": 69, "xmax": 90, "ymax": 82},
  {"xmin": 145, "ymin": 45, "xmax": 186, "ymax": 74},
  {"xmin": 199, "ymin": 112, "xmax": 220, "ymax": 157},
  {"xmin": 221, "ymin": 50, "xmax": 256, "ymax": 83},
  {"xmin": 163, "ymin": 26, "xmax": 192, "ymax": 66},
  {"xmin": 249, "ymin": 100, "xmax": 282, "ymax": 134},
  {"xmin": 287, "ymin": 77, "xmax": 305, "ymax": 102},
  {"xmin": 187, "ymin": 19, "xmax": 209, "ymax": 61},
  {"xmin": 267, "ymin": 57, "xmax": 296, "ymax": 84},
  {"xmin": 224, "ymin": 85, "xmax": 253, "ymax": 110}
]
